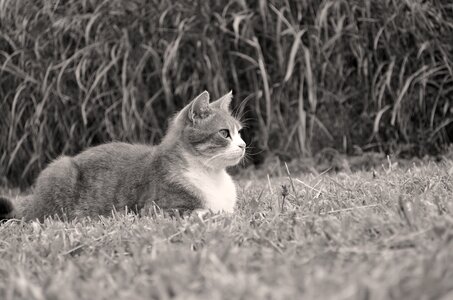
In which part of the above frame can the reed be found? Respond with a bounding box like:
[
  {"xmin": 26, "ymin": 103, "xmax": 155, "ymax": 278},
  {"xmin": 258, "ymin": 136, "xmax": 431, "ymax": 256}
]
[{"xmin": 1, "ymin": 0, "xmax": 453, "ymax": 186}]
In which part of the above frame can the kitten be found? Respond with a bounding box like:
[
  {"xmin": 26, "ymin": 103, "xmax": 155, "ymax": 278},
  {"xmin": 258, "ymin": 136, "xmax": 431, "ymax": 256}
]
[{"xmin": 0, "ymin": 91, "xmax": 245, "ymax": 221}]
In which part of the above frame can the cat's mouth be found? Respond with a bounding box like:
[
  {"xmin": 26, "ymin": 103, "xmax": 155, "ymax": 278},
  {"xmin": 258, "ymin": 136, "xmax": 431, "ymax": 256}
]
[
  {"xmin": 225, "ymin": 149, "xmax": 245, "ymax": 164},
  {"xmin": 200, "ymin": 147, "xmax": 245, "ymax": 169}
]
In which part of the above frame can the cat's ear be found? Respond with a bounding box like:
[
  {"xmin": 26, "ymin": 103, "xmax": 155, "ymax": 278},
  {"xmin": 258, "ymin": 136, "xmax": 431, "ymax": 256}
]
[
  {"xmin": 210, "ymin": 91, "xmax": 233, "ymax": 112},
  {"xmin": 188, "ymin": 91, "xmax": 211, "ymax": 121}
]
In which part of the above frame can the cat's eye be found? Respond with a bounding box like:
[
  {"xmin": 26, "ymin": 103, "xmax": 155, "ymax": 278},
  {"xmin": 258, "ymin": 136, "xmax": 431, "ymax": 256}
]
[{"xmin": 219, "ymin": 129, "xmax": 230, "ymax": 138}]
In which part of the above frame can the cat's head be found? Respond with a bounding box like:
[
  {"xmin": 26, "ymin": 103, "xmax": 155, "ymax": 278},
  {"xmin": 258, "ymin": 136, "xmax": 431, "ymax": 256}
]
[{"xmin": 165, "ymin": 91, "xmax": 246, "ymax": 170}]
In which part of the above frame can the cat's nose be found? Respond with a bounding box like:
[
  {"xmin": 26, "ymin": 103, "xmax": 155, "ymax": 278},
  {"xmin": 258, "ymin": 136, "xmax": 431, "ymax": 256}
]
[{"xmin": 238, "ymin": 141, "xmax": 246, "ymax": 149}]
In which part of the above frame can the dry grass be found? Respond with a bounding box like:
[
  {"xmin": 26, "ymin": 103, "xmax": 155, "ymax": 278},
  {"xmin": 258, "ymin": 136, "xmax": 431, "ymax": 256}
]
[
  {"xmin": 1, "ymin": 161, "xmax": 453, "ymax": 299},
  {"xmin": 1, "ymin": 0, "xmax": 453, "ymax": 186}
]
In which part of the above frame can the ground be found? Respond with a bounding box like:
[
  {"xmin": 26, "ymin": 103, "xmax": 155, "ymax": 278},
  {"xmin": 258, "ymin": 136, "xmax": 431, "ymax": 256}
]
[{"xmin": 1, "ymin": 159, "xmax": 453, "ymax": 300}]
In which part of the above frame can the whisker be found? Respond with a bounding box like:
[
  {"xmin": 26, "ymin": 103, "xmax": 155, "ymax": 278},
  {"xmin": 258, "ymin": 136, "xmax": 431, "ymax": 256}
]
[
  {"xmin": 237, "ymin": 117, "xmax": 254, "ymax": 126},
  {"xmin": 240, "ymin": 154, "xmax": 252, "ymax": 166},
  {"xmin": 205, "ymin": 152, "xmax": 227, "ymax": 164},
  {"xmin": 232, "ymin": 95, "xmax": 253, "ymax": 120},
  {"xmin": 242, "ymin": 146, "xmax": 265, "ymax": 156}
]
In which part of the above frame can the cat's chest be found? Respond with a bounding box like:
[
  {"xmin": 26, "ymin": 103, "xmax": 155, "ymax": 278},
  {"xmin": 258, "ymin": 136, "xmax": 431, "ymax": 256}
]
[{"xmin": 183, "ymin": 168, "xmax": 236, "ymax": 213}]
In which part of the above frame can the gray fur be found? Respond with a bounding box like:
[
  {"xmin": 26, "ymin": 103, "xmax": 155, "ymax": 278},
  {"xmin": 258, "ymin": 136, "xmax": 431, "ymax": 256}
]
[{"xmin": 0, "ymin": 91, "xmax": 243, "ymax": 221}]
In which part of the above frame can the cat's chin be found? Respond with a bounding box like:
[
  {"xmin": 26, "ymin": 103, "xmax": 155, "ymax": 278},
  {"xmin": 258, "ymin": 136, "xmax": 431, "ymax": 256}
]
[{"xmin": 207, "ymin": 153, "xmax": 244, "ymax": 169}]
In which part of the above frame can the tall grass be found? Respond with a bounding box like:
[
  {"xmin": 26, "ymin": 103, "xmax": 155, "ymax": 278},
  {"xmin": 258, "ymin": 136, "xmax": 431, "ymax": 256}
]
[{"xmin": 1, "ymin": 0, "xmax": 453, "ymax": 186}]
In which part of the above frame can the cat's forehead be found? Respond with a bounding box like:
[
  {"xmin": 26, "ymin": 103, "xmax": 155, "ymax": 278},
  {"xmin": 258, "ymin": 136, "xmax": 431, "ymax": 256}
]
[{"xmin": 200, "ymin": 110, "xmax": 241, "ymax": 130}]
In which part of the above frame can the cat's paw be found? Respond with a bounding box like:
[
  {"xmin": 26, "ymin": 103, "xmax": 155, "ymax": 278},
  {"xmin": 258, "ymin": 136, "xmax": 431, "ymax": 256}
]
[{"xmin": 192, "ymin": 209, "xmax": 212, "ymax": 220}]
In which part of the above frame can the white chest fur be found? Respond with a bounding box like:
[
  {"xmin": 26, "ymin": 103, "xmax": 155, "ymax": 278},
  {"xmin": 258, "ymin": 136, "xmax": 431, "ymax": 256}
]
[{"xmin": 183, "ymin": 168, "xmax": 237, "ymax": 213}]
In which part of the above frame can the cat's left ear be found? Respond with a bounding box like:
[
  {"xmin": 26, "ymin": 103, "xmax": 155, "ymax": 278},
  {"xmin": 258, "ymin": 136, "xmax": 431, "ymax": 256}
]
[
  {"xmin": 188, "ymin": 91, "xmax": 211, "ymax": 122},
  {"xmin": 210, "ymin": 91, "xmax": 233, "ymax": 112}
]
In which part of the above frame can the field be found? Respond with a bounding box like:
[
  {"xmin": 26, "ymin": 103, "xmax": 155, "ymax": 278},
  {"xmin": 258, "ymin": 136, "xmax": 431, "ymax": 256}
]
[
  {"xmin": 1, "ymin": 160, "xmax": 453, "ymax": 300},
  {"xmin": 2, "ymin": 1, "xmax": 453, "ymax": 298}
]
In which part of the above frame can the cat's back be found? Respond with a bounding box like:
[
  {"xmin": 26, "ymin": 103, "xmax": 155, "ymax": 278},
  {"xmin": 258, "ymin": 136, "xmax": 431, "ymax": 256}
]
[
  {"xmin": 26, "ymin": 142, "xmax": 159, "ymax": 220},
  {"xmin": 37, "ymin": 142, "xmax": 156, "ymax": 193},
  {"xmin": 73, "ymin": 142, "xmax": 155, "ymax": 167}
]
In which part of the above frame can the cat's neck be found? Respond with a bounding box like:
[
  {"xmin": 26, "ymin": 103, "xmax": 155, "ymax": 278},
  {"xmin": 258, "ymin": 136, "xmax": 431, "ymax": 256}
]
[
  {"xmin": 183, "ymin": 152, "xmax": 225, "ymax": 175},
  {"xmin": 160, "ymin": 115, "xmax": 184, "ymax": 149}
]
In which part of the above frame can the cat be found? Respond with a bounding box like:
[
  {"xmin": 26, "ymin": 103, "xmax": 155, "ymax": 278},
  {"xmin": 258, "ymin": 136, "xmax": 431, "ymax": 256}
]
[{"xmin": 0, "ymin": 91, "xmax": 246, "ymax": 221}]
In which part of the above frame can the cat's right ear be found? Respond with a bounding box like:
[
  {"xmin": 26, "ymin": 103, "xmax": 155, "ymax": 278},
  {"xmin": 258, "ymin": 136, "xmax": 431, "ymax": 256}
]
[
  {"xmin": 210, "ymin": 90, "xmax": 233, "ymax": 112},
  {"xmin": 188, "ymin": 91, "xmax": 211, "ymax": 122}
]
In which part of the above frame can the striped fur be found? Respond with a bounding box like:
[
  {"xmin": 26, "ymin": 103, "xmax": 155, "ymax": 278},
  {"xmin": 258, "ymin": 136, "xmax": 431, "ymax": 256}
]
[{"xmin": 0, "ymin": 91, "xmax": 245, "ymax": 221}]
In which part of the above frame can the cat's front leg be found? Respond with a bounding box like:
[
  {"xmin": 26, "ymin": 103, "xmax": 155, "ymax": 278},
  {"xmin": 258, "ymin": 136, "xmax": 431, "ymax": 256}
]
[{"xmin": 192, "ymin": 208, "xmax": 212, "ymax": 220}]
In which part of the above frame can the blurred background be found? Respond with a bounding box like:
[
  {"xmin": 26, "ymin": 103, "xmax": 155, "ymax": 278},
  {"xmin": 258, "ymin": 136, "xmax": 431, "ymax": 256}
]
[{"xmin": 1, "ymin": 0, "xmax": 453, "ymax": 187}]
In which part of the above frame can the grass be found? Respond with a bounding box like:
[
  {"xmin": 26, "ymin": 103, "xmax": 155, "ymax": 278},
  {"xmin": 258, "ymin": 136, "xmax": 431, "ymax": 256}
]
[
  {"xmin": 1, "ymin": 160, "xmax": 453, "ymax": 299},
  {"xmin": 2, "ymin": 0, "xmax": 453, "ymax": 186}
]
